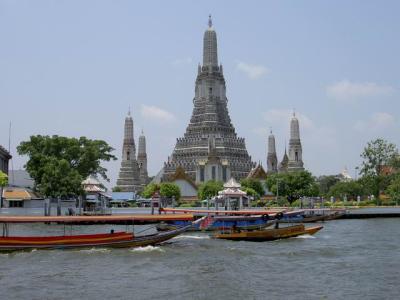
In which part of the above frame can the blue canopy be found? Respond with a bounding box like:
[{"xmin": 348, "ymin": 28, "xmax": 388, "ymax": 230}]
[{"xmin": 112, "ymin": 192, "xmax": 136, "ymax": 201}]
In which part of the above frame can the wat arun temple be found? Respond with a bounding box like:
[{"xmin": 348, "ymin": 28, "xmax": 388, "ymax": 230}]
[
  {"xmin": 162, "ymin": 16, "xmax": 256, "ymax": 183},
  {"xmin": 117, "ymin": 16, "xmax": 304, "ymax": 192}
]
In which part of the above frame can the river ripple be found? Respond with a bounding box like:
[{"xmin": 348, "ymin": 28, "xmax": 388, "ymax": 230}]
[{"xmin": 0, "ymin": 218, "xmax": 399, "ymax": 299}]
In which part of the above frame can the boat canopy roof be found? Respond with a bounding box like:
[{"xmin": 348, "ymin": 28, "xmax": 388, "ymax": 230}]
[
  {"xmin": 160, "ymin": 208, "xmax": 290, "ymax": 216},
  {"xmin": 0, "ymin": 214, "xmax": 194, "ymax": 224}
]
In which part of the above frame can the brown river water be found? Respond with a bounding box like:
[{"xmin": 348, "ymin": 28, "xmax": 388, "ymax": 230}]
[{"xmin": 0, "ymin": 208, "xmax": 399, "ymax": 300}]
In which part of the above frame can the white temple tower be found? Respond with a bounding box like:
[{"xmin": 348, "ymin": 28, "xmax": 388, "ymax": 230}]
[
  {"xmin": 267, "ymin": 130, "xmax": 278, "ymax": 173},
  {"xmin": 287, "ymin": 112, "xmax": 304, "ymax": 172}
]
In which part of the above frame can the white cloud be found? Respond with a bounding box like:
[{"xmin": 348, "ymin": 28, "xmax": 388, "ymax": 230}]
[
  {"xmin": 171, "ymin": 57, "xmax": 192, "ymax": 66},
  {"xmin": 140, "ymin": 105, "xmax": 176, "ymax": 123},
  {"xmin": 327, "ymin": 80, "xmax": 394, "ymax": 101},
  {"xmin": 354, "ymin": 112, "xmax": 395, "ymax": 132},
  {"xmin": 236, "ymin": 61, "xmax": 269, "ymax": 80}
]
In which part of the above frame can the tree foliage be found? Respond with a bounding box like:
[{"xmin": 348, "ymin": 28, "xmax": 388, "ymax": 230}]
[
  {"xmin": 240, "ymin": 178, "xmax": 264, "ymax": 197},
  {"xmin": 17, "ymin": 135, "xmax": 116, "ymax": 198},
  {"xmin": 160, "ymin": 182, "xmax": 181, "ymax": 201},
  {"xmin": 0, "ymin": 171, "xmax": 8, "ymax": 187},
  {"xmin": 328, "ymin": 181, "xmax": 363, "ymax": 200},
  {"xmin": 0, "ymin": 171, "xmax": 7, "ymax": 208},
  {"xmin": 142, "ymin": 183, "xmax": 159, "ymax": 198},
  {"xmin": 386, "ymin": 175, "xmax": 400, "ymax": 203},
  {"xmin": 197, "ymin": 180, "xmax": 223, "ymax": 200},
  {"xmin": 317, "ymin": 175, "xmax": 340, "ymax": 196},
  {"xmin": 142, "ymin": 182, "xmax": 181, "ymax": 201},
  {"xmin": 112, "ymin": 186, "xmax": 122, "ymax": 192},
  {"xmin": 241, "ymin": 187, "xmax": 259, "ymax": 199},
  {"xmin": 360, "ymin": 139, "xmax": 398, "ymax": 177},
  {"xmin": 360, "ymin": 139, "xmax": 399, "ymax": 196},
  {"xmin": 265, "ymin": 171, "xmax": 318, "ymax": 203}
]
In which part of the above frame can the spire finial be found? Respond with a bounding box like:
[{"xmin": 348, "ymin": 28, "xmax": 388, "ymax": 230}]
[
  {"xmin": 293, "ymin": 108, "xmax": 296, "ymax": 117},
  {"xmin": 128, "ymin": 106, "xmax": 131, "ymax": 116},
  {"xmin": 208, "ymin": 14, "xmax": 212, "ymax": 28},
  {"xmin": 270, "ymin": 126, "xmax": 272, "ymax": 134},
  {"xmin": 141, "ymin": 128, "xmax": 144, "ymax": 135}
]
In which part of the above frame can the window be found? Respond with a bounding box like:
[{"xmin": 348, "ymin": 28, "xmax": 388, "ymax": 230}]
[
  {"xmin": 127, "ymin": 151, "xmax": 130, "ymax": 160},
  {"xmin": 295, "ymin": 151, "xmax": 298, "ymax": 161},
  {"xmin": 200, "ymin": 167, "xmax": 205, "ymax": 182},
  {"xmin": 212, "ymin": 166, "xmax": 216, "ymax": 180},
  {"xmin": 222, "ymin": 166, "xmax": 227, "ymax": 182},
  {"xmin": 9, "ymin": 201, "xmax": 23, "ymax": 208}
]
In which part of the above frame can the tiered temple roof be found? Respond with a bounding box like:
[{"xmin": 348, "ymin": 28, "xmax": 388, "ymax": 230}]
[{"xmin": 163, "ymin": 16, "xmax": 255, "ymax": 182}]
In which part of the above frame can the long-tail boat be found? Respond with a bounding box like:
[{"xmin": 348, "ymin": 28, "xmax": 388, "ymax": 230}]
[
  {"xmin": 280, "ymin": 209, "xmax": 346, "ymax": 223},
  {"xmin": 157, "ymin": 208, "xmax": 304, "ymax": 232},
  {"xmin": 157, "ymin": 214, "xmax": 275, "ymax": 232},
  {"xmin": 0, "ymin": 214, "xmax": 202, "ymax": 252},
  {"xmin": 213, "ymin": 224, "xmax": 323, "ymax": 242}
]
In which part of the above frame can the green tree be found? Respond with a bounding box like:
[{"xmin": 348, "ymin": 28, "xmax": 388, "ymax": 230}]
[
  {"xmin": 240, "ymin": 178, "xmax": 264, "ymax": 197},
  {"xmin": 317, "ymin": 175, "xmax": 340, "ymax": 196},
  {"xmin": 386, "ymin": 175, "xmax": 400, "ymax": 205},
  {"xmin": 266, "ymin": 171, "xmax": 318, "ymax": 204},
  {"xmin": 17, "ymin": 135, "xmax": 116, "ymax": 198},
  {"xmin": 328, "ymin": 181, "xmax": 363, "ymax": 201},
  {"xmin": 360, "ymin": 139, "xmax": 398, "ymax": 197},
  {"xmin": 0, "ymin": 171, "xmax": 7, "ymax": 187},
  {"xmin": 197, "ymin": 180, "xmax": 223, "ymax": 200},
  {"xmin": 389, "ymin": 154, "xmax": 400, "ymax": 170},
  {"xmin": 0, "ymin": 171, "xmax": 8, "ymax": 208},
  {"xmin": 142, "ymin": 183, "xmax": 160, "ymax": 198},
  {"xmin": 357, "ymin": 175, "xmax": 376, "ymax": 196},
  {"xmin": 112, "ymin": 186, "xmax": 122, "ymax": 192},
  {"xmin": 241, "ymin": 186, "xmax": 259, "ymax": 200},
  {"xmin": 160, "ymin": 182, "xmax": 181, "ymax": 201}
]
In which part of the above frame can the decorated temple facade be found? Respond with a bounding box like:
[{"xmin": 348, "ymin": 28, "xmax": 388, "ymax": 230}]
[
  {"xmin": 163, "ymin": 16, "xmax": 255, "ymax": 184},
  {"xmin": 116, "ymin": 110, "xmax": 149, "ymax": 192}
]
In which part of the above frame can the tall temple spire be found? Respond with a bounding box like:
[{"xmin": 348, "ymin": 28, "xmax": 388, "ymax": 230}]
[
  {"xmin": 123, "ymin": 111, "xmax": 135, "ymax": 157},
  {"xmin": 278, "ymin": 141, "xmax": 289, "ymax": 173},
  {"xmin": 203, "ymin": 15, "xmax": 218, "ymax": 66},
  {"xmin": 116, "ymin": 110, "xmax": 141, "ymax": 192},
  {"xmin": 288, "ymin": 112, "xmax": 304, "ymax": 171},
  {"xmin": 267, "ymin": 130, "xmax": 278, "ymax": 173},
  {"xmin": 163, "ymin": 17, "xmax": 254, "ymax": 183},
  {"xmin": 137, "ymin": 130, "xmax": 148, "ymax": 186},
  {"xmin": 290, "ymin": 112, "xmax": 300, "ymax": 140}
]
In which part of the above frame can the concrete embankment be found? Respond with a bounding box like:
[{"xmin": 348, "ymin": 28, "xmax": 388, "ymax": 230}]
[{"xmin": 342, "ymin": 207, "xmax": 400, "ymax": 219}]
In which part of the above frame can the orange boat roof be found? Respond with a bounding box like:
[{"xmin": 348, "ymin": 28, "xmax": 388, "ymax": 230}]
[{"xmin": 0, "ymin": 214, "xmax": 194, "ymax": 223}]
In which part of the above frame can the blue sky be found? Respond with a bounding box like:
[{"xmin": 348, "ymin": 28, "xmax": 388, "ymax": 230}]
[{"xmin": 1, "ymin": 0, "xmax": 399, "ymax": 187}]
